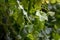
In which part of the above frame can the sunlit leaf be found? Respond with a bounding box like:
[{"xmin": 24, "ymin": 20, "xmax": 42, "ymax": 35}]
[
  {"xmin": 50, "ymin": 0, "xmax": 56, "ymax": 4},
  {"xmin": 57, "ymin": 0, "xmax": 60, "ymax": 3},
  {"xmin": 27, "ymin": 34, "xmax": 34, "ymax": 40}
]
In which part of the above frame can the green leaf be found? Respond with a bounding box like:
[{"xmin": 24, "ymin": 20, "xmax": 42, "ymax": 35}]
[
  {"xmin": 53, "ymin": 33, "xmax": 60, "ymax": 40},
  {"xmin": 27, "ymin": 34, "xmax": 34, "ymax": 40},
  {"xmin": 50, "ymin": 0, "xmax": 56, "ymax": 4},
  {"xmin": 57, "ymin": 0, "xmax": 60, "ymax": 3}
]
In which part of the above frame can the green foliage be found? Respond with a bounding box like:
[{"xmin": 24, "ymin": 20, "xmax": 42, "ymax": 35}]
[{"xmin": 0, "ymin": 0, "xmax": 60, "ymax": 40}]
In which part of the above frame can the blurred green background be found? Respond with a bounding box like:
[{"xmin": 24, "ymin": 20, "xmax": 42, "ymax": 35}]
[{"xmin": 0, "ymin": 0, "xmax": 60, "ymax": 40}]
